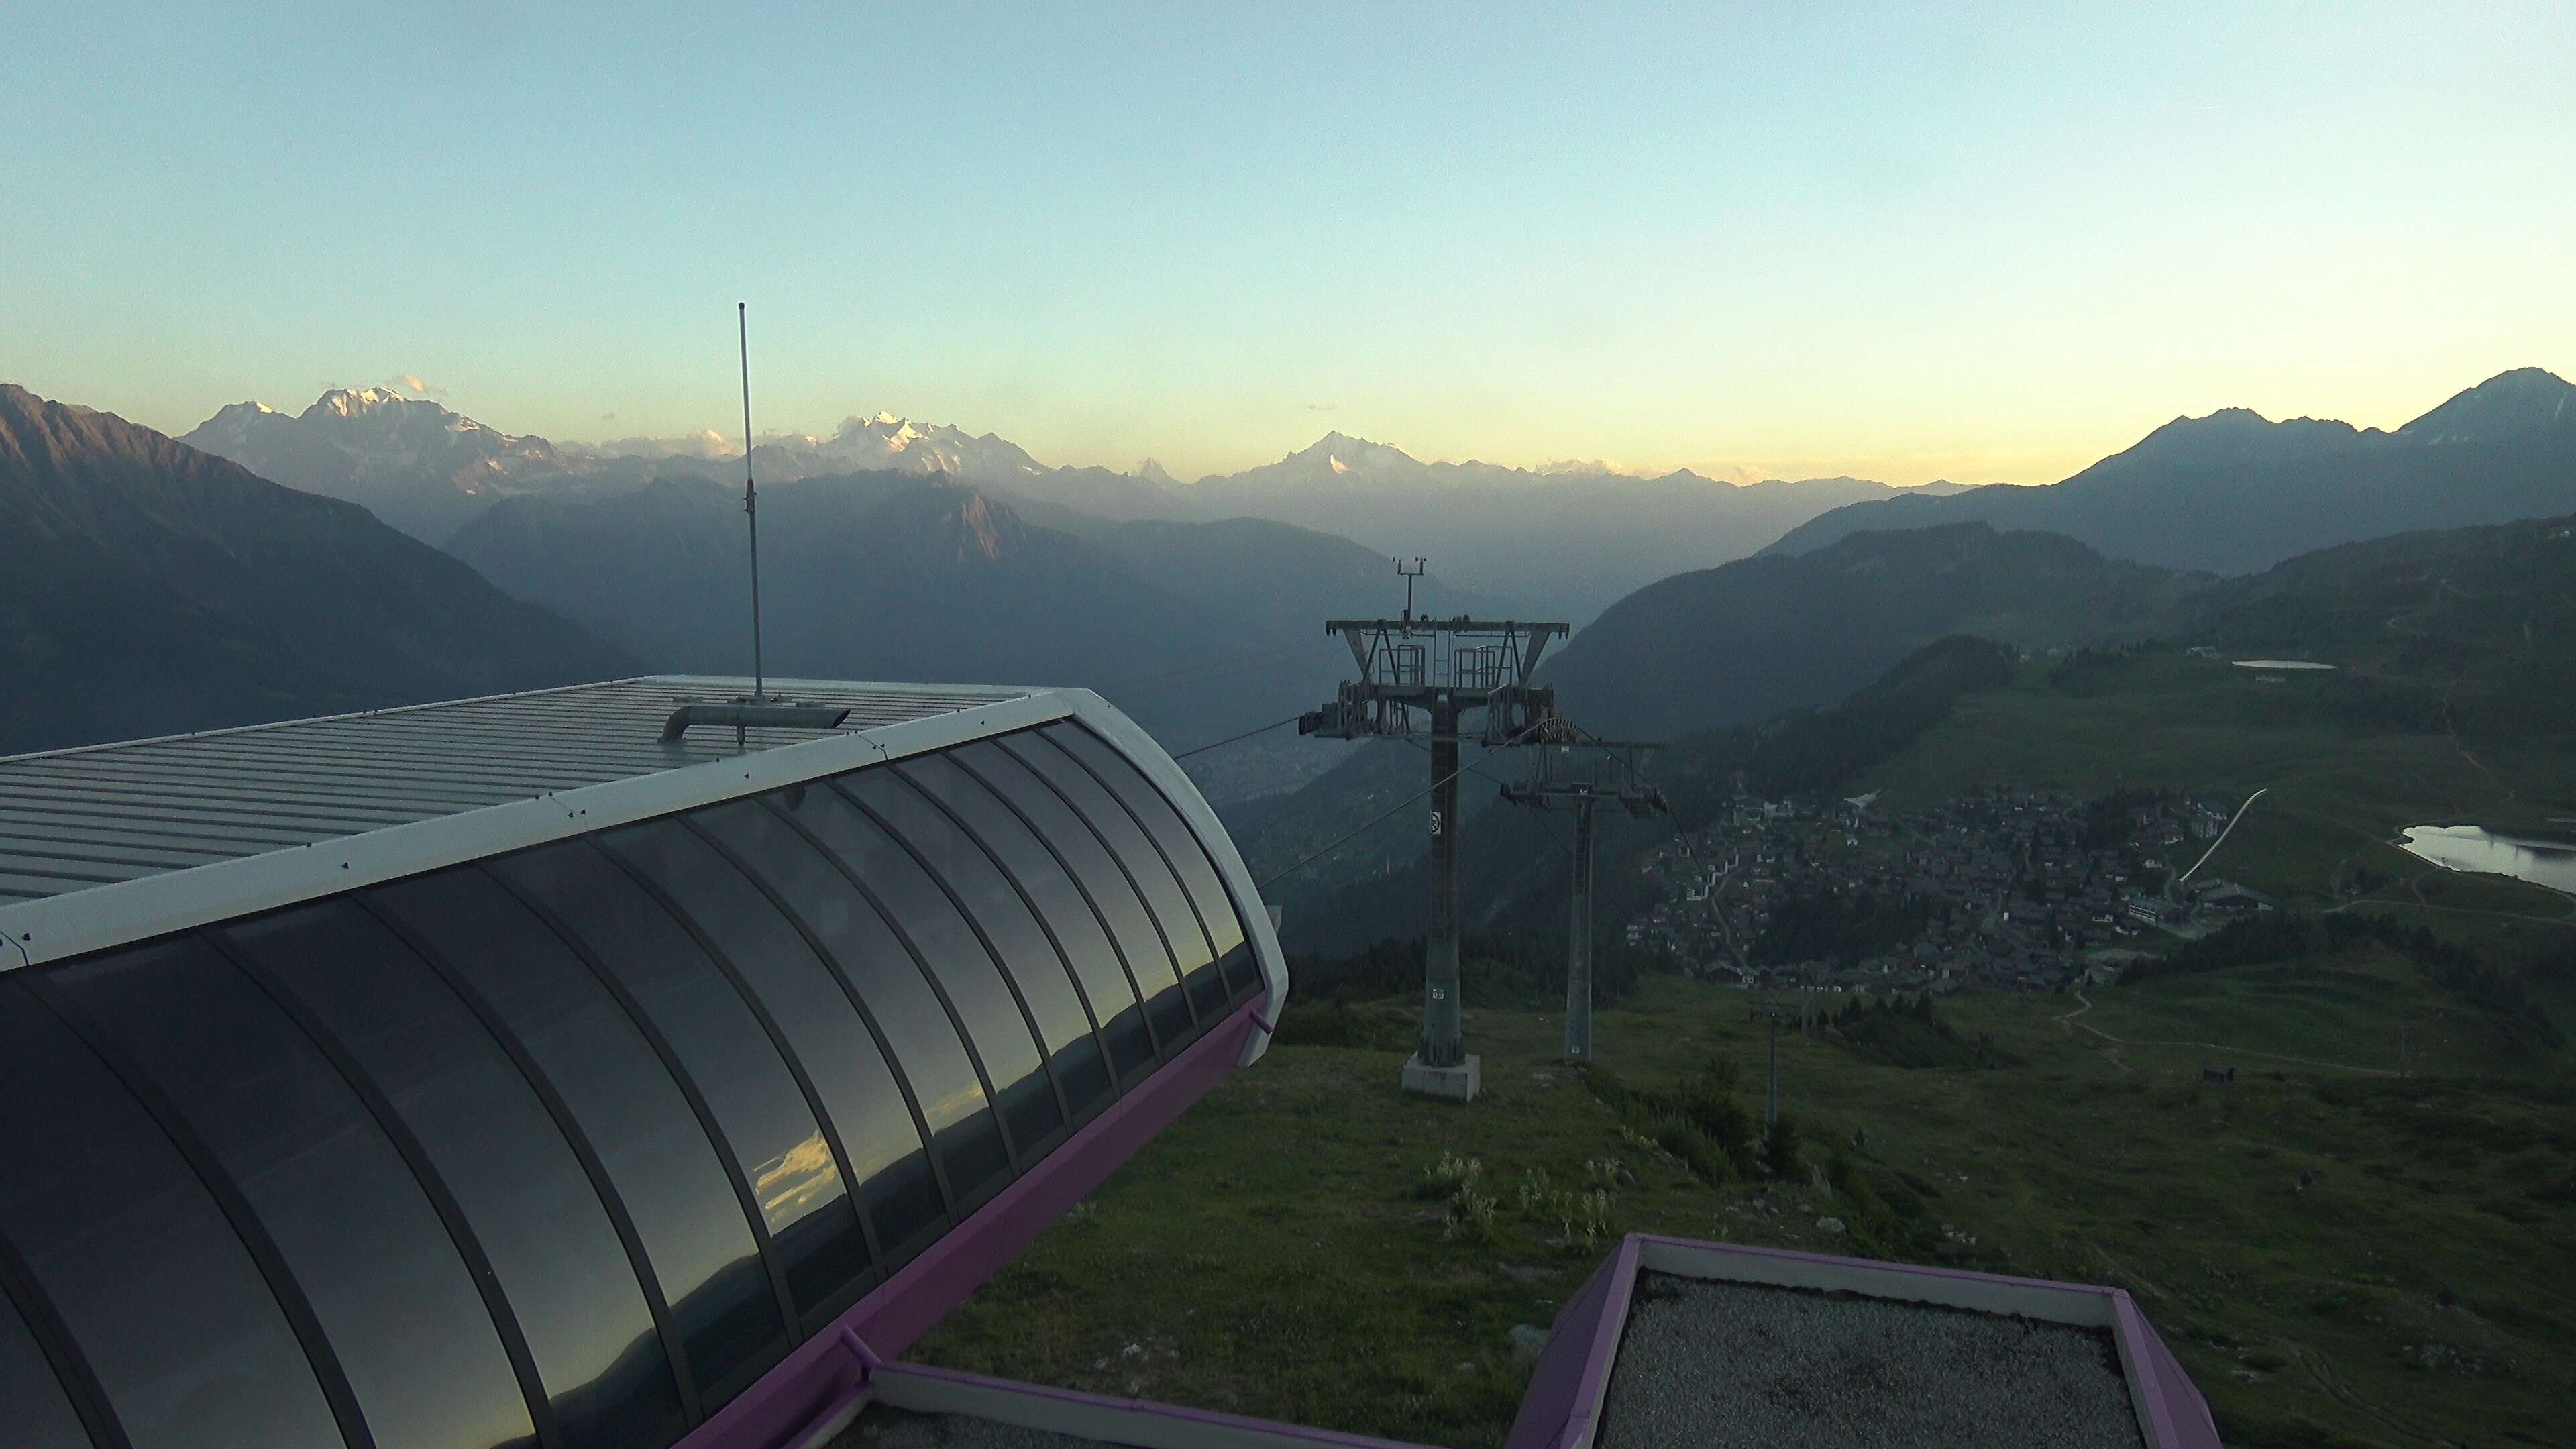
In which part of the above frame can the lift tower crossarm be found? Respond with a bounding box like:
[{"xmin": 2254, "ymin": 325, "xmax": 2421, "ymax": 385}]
[{"xmin": 1303, "ymin": 617, "xmax": 1568, "ymax": 748}]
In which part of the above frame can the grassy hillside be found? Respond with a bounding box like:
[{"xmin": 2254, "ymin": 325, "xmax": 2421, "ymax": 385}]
[
  {"xmin": 910, "ymin": 973, "xmax": 2575, "ymax": 1448},
  {"xmin": 2198, "ymin": 513, "xmax": 2576, "ymax": 739},
  {"xmin": 952, "ymin": 531, "xmax": 2576, "ymax": 1446},
  {"xmin": 1865, "ymin": 649, "xmax": 2576, "ymax": 919}
]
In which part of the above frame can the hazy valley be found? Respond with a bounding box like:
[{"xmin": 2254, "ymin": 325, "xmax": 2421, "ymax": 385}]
[{"xmin": 8, "ymin": 364, "xmax": 2576, "ymax": 1448}]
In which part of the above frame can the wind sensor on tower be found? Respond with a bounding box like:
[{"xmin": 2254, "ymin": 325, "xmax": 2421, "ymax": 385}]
[{"xmin": 1299, "ymin": 558, "xmax": 1569, "ymax": 1102}]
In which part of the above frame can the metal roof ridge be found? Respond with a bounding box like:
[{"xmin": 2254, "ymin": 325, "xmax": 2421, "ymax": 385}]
[
  {"xmin": 0, "ymin": 676, "xmax": 656, "ymax": 768},
  {"xmin": 0, "ymin": 688, "xmax": 1079, "ymax": 968}
]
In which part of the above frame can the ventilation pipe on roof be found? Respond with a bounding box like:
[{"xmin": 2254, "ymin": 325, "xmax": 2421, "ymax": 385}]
[{"xmin": 660, "ymin": 702, "xmax": 849, "ymax": 742}]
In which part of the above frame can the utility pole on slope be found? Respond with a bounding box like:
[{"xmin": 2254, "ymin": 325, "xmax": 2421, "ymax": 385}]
[
  {"xmin": 1300, "ymin": 561, "xmax": 1567, "ymax": 1102},
  {"xmin": 1502, "ymin": 739, "xmax": 1670, "ymax": 1063},
  {"xmin": 1751, "ymin": 1004, "xmax": 1792, "ymax": 1129}
]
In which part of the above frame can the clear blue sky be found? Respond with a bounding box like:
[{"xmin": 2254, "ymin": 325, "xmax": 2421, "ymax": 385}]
[{"xmin": 4, "ymin": 2, "xmax": 2569, "ymax": 484}]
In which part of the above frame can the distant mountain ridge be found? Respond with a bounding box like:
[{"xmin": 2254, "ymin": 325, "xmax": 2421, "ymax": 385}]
[
  {"xmin": 441, "ymin": 471, "xmax": 1385, "ymax": 751},
  {"xmin": 1177, "ymin": 433, "xmax": 1949, "ymax": 620},
  {"xmin": 181, "ymin": 389, "xmax": 1953, "ymax": 623},
  {"xmin": 184, "ymin": 389, "xmax": 1219, "ymax": 543},
  {"xmin": 1762, "ymin": 368, "xmax": 2576, "ymax": 574},
  {"xmin": 0, "ymin": 383, "xmax": 634, "ymax": 754},
  {"xmin": 182, "ymin": 386, "xmax": 649, "ymax": 545},
  {"xmin": 1541, "ymin": 522, "xmax": 2209, "ymax": 739}
]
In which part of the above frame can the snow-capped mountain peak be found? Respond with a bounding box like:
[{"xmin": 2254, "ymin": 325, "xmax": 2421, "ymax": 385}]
[
  {"xmin": 306, "ymin": 386, "xmax": 417, "ymax": 419},
  {"xmin": 1279, "ymin": 430, "xmax": 1421, "ymax": 478}
]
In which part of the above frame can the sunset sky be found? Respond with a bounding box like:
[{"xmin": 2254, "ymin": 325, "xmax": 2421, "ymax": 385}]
[{"xmin": 5, "ymin": 2, "xmax": 2569, "ymax": 485}]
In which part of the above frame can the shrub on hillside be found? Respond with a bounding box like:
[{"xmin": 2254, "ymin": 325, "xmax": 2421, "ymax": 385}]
[
  {"xmin": 1763, "ymin": 1113, "xmax": 1805, "ymax": 1180},
  {"xmin": 1581, "ymin": 1057, "xmax": 1762, "ymax": 1184}
]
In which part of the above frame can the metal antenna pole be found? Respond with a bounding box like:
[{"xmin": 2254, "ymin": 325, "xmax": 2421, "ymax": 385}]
[
  {"xmin": 1397, "ymin": 557, "xmax": 1426, "ymax": 626},
  {"xmin": 739, "ymin": 301, "xmax": 765, "ymax": 701}
]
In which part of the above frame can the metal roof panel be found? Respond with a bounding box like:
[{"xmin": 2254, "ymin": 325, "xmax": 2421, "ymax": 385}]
[{"xmin": 0, "ymin": 676, "xmax": 1032, "ymax": 919}]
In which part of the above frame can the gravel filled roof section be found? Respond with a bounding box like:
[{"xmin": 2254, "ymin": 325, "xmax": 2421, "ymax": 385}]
[
  {"xmin": 1597, "ymin": 1273, "xmax": 2148, "ymax": 1449},
  {"xmin": 0, "ymin": 675, "xmax": 1023, "ymax": 904}
]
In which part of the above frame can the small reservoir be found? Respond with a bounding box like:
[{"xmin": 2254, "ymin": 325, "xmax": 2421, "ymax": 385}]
[{"xmin": 2399, "ymin": 824, "xmax": 2576, "ymax": 896}]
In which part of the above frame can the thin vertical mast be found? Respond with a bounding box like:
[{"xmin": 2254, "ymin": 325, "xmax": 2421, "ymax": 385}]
[{"xmin": 739, "ymin": 301, "xmax": 765, "ymax": 700}]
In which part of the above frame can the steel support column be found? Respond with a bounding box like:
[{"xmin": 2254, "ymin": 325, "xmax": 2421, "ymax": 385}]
[
  {"xmin": 1422, "ymin": 694, "xmax": 1463, "ymax": 1068},
  {"xmin": 1565, "ymin": 798, "xmax": 1595, "ymax": 1063}
]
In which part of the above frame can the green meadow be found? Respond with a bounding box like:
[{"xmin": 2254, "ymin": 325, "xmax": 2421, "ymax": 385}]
[
  {"xmin": 916, "ymin": 649, "xmax": 2576, "ymax": 1448},
  {"xmin": 912, "ymin": 971, "xmax": 2574, "ymax": 1448}
]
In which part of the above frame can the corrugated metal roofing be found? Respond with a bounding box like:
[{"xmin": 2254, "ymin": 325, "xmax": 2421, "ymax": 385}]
[{"xmin": 0, "ymin": 676, "xmax": 1026, "ymax": 906}]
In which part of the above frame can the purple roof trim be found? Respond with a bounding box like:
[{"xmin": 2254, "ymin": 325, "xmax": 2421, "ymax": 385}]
[
  {"xmin": 1503, "ymin": 1233, "xmax": 2222, "ymax": 1449},
  {"xmin": 2114, "ymin": 1293, "xmax": 2222, "ymax": 1449},
  {"xmin": 873, "ymin": 1361, "xmax": 1443, "ymax": 1448},
  {"xmin": 1501, "ymin": 1239, "xmax": 1633, "ymax": 1449},
  {"xmin": 676, "ymin": 1001, "xmax": 1264, "ymax": 1449}
]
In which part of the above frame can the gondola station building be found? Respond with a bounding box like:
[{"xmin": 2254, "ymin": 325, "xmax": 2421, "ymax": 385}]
[{"xmin": 0, "ymin": 678, "xmax": 2219, "ymax": 1449}]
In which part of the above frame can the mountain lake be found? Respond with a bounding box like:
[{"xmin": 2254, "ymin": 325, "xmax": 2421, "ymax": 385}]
[{"xmin": 2399, "ymin": 824, "xmax": 2576, "ymax": 896}]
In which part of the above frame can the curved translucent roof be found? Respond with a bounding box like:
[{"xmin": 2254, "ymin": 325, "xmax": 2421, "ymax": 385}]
[{"xmin": 0, "ymin": 704, "xmax": 1273, "ymax": 1449}]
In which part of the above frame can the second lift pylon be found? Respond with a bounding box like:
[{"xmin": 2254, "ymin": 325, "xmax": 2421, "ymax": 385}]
[{"xmin": 1501, "ymin": 737, "xmax": 1670, "ymax": 1064}]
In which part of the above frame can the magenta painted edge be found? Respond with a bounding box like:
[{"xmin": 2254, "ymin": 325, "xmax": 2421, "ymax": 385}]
[
  {"xmin": 1534, "ymin": 1232, "xmax": 1644, "ymax": 1449},
  {"xmin": 876, "ymin": 1361, "xmax": 1443, "ymax": 1449},
  {"xmin": 1562, "ymin": 1234, "xmax": 1644, "ymax": 1448},
  {"xmin": 674, "ymin": 1002, "xmax": 1262, "ymax": 1449},
  {"xmin": 1500, "ymin": 1245, "xmax": 1627, "ymax": 1449},
  {"xmin": 2113, "ymin": 1291, "xmax": 2221, "ymax": 1449}
]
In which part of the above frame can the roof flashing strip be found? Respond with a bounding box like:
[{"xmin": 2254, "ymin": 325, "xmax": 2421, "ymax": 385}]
[{"xmin": 0, "ymin": 690, "xmax": 1080, "ymax": 968}]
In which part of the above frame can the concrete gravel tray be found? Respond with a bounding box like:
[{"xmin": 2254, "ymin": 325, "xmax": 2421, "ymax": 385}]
[
  {"xmin": 1597, "ymin": 1273, "xmax": 2143, "ymax": 1449},
  {"xmin": 1504, "ymin": 1234, "xmax": 2220, "ymax": 1449}
]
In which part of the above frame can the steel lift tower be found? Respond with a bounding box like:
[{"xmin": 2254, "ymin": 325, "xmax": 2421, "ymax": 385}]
[
  {"xmin": 1502, "ymin": 740, "xmax": 1669, "ymax": 1063},
  {"xmin": 1300, "ymin": 562, "xmax": 1566, "ymax": 1101}
]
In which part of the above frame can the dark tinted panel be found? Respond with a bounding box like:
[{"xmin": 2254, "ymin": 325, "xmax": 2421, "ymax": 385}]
[
  {"xmin": 999, "ymin": 731, "xmax": 1228, "ymax": 1018},
  {"xmin": 902, "ymin": 753, "xmax": 1155, "ymax": 1081},
  {"xmin": 494, "ymin": 843, "xmax": 866, "ymax": 1324},
  {"xmin": 0, "ymin": 982, "xmax": 339, "ymax": 1449},
  {"xmin": 233, "ymin": 900, "xmax": 684, "ymax": 1449},
  {"xmin": 372, "ymin": 868, "xmax": 786, "ymax": 1402},
  {"xmin": 1038, "ymin": 724, "xmax": 1260, "ymax": 999},
  {"xmin": 0, "ymin": 1255, "xmax": 101, "ymax": 1449},
  {"xmin": 780, "ymin": 785, "xmax": 1064, "ymax": 1158},
  {"xmin": 603, "ymin": 820, "xmax": 944, "ymax": 1264},
  {"xmin": 955, "ymin": 741, "xmax": 1197, "ymax": 1054},
  {"xmin": 48, "ymin": 941, "xmax": 534, "ymax": 1449},
  {"xmin": 843, "ymin": 769, "xmax": 1114, "ymax": 1119},
  {"xmin": 691, "ymin": 800, "xmax": 1008, "ymax": 1204}
]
